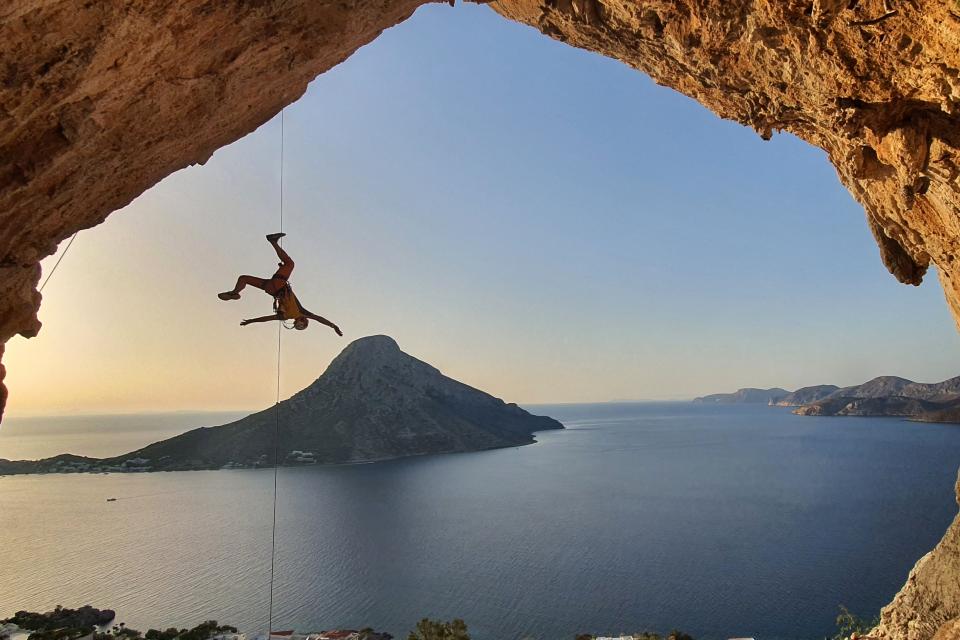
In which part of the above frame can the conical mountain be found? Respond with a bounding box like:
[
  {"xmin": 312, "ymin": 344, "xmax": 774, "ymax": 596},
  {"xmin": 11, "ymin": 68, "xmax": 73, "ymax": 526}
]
[{"xmin": 94, "ymin": 335, "xmax": 563, "ymax": 471}]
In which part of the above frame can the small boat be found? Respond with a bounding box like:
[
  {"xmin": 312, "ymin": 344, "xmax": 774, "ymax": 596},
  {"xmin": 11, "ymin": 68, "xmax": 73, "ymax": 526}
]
[{"xmin": 106, "ymin": 498, "xmax": 117, "ymax": 502}]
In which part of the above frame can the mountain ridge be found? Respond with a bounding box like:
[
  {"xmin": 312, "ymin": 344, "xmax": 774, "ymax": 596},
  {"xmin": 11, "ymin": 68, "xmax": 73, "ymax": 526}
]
[
  {"xmin": 770, "ymin": 385, "xmax": 841, "ymax": 407},
  {"xmin": 694, "ymin": 375, "xmax": 960, "ymax": 423}
]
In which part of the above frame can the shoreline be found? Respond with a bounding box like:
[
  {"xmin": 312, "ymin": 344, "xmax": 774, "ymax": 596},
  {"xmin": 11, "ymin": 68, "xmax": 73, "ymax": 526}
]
[{"xmin": 0, "ymin": 430, "xmax": 558, "ymax": 478}]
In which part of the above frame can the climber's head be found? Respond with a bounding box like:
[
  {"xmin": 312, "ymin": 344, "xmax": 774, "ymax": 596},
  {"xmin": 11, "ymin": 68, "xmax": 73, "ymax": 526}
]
[{"xmin": 294, "ymin": 317, "xmax": 309, "ymax": 331}]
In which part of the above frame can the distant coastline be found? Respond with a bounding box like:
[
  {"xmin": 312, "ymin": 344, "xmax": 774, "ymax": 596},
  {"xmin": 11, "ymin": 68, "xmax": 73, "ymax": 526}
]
[{"xmin": 694, "ymin": 375, "xmax": 960, "ymax": 424}]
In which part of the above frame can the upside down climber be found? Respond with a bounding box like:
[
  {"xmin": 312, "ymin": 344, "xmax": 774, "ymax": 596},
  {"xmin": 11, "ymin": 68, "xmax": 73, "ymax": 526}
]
[{"xmin": 218, "ymin": 233, "xmax": 343, "ymax": 335}]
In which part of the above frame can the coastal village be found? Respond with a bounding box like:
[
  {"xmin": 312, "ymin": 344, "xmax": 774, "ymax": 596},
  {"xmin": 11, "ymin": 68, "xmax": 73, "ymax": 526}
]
[{"xmin": 0, "ymin": 451, "xmax": 324, "ymax": 476}]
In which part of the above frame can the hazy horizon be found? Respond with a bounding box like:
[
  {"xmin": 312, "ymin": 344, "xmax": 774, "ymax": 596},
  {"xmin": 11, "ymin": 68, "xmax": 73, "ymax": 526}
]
[
  {"xmin": 5, "ymin": 3, "xmax": 960, "ymax": 416},
  {"xmin": 5, "ymin": 338, "xmax": 959, "ymax": 418}
]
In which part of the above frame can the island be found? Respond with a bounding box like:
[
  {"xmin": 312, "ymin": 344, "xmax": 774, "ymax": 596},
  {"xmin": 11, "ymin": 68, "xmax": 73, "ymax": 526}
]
[{"xmin": 0, "ymin": 336, "xmax": 563, "ymax": 475}]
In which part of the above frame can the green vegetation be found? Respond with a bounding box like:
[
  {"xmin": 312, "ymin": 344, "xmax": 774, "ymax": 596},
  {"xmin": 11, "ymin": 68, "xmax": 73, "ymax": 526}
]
[
  {"xmin": 5, "ymin": 606, "xmax": 116, "ymax": 635},
  {"xmin": 4, "ymin": 606, "xmax": 116, "ymax": 640},
  {"xmin": 0, "ymin": 608, "xmax": 723, "ymax": 640},
  {"xmin": 406, "ymin": 619, "xmax": 470, "ymax": 640},
  {"xmin": 5, "ymin": 609, "xmax": 398, "ymax": 640},
  {"xmin": 827, "ymin": 606, "xmax": 879, "ymax": 640},
  {"xmin": 94, "ymin": 621, "xmax": 238, "ymax": 640},
  {"xmin": 25, "ymin": 630, "xmax": 93, "ymax": 640},
  {"xmin": 96, "ymin": 623, "xmax": 142, "ymax": 640},
  {"xmin": 1, "ymin": 611, "xmax": 236, "ymax": 640}
]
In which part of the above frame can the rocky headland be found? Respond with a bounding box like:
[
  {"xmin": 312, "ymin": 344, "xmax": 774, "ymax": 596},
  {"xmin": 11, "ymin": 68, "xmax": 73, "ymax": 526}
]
[
  {"xmin": 789, "ymin": 375, "xmax": 960, "ymax": 421},
  {"xmin": 0, "ymin": 336, "xmax": 562, "ymax": 475},
  {"xmin": 793, "ymin": 395, "xmax": 960, "ymax": 419},
  {"xmin": 692, "ymin": 387, "xmax": 788, "ymax": 404},
  {"xmin": 697, "ymin": 375, "xmax": 960, "ymax": 424}
]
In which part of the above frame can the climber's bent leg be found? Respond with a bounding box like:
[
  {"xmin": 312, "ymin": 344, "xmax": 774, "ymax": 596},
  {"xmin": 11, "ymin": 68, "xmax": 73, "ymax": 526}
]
[
  {"xmin": 219, "ymin": 275, "xmax": 268, "ymax": 300},
  {"xmin": 268, "ymin": 237, "xmax": 295, "ymax": 279}
]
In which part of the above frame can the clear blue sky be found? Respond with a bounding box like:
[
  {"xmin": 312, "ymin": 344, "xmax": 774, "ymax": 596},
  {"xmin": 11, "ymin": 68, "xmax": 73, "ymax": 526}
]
[{"xmin": 6, "ymin": 4, "xmax": 960, "ymax": 415}]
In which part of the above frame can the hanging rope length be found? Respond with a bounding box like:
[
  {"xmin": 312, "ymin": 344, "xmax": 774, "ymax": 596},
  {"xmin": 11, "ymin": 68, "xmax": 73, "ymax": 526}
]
[
  {"xmin": 268, "ymin": 107, "xmax": 284, "ymax": 638},
  {"xmin": 38, "ymin": 231, "xmax": 80, "ymax": 293}
]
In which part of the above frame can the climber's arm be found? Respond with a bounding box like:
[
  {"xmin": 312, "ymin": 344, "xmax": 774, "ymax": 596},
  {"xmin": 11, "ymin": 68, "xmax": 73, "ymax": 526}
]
[
  {"xmin": 298, "ymin": 305, "xmax": 343, "ymax": 336},
  {"xmin": 241, "ymin": 314, "xmax": 282, "ymax": 326}
]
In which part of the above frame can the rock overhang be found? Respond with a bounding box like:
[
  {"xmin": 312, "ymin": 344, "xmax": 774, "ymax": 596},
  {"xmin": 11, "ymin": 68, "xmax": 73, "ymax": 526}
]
[{"xmin": 3, "ymin": 5, "xmax": 960, "ymax": 634}]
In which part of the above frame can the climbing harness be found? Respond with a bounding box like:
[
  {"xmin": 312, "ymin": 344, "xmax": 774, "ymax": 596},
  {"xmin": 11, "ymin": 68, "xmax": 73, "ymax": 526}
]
[{"xmin": 272, "ymin": 284, "xmax": 301, "ymax": 331}]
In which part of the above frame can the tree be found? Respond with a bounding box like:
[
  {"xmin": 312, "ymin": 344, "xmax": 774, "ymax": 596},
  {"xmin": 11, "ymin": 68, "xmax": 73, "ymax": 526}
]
[
  {"xmin": 830, "ymin": 606, "xmax": 879, "ymax": 640},
  {"xmin": 406, "ymin": 619, "xmax": 469, "ymax": 640}
]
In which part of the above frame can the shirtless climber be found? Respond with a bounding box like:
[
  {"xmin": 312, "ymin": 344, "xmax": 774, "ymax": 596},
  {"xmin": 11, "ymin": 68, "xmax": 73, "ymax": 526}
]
[{"xmin": 218, "ymin": 233, "xmax": 343, "ymax": 335}]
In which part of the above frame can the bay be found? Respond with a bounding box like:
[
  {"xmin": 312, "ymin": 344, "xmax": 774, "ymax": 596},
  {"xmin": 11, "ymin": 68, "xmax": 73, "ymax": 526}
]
[{"xmin": 2, "ymin": 403, "xmax": 958, "ymax": 640}]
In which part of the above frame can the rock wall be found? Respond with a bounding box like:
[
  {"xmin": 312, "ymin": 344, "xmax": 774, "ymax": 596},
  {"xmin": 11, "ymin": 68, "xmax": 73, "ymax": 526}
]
[
  {"xmin": 874, "ymin": 470, "xmax": 960, "ymax": 640},
  {"xmin": 3, "ymin": 3, "xmax": 960, "ymax": 637}
]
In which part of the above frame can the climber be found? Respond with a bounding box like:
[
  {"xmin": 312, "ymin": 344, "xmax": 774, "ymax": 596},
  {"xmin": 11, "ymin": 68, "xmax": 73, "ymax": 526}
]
[{"xmin": 218, "ymin": 233, "xmax": 343, "ymax": 335}]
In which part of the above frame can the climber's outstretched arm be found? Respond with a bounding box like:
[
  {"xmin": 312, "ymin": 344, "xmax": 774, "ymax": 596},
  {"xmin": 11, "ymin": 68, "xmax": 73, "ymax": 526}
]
[
  {"xmin": 240, "ymin": 313, "xmax": 282, "ymax": 326},
  {"xmin": 300, "ymin": 307, "xmax": 343, "ymax": 336}
]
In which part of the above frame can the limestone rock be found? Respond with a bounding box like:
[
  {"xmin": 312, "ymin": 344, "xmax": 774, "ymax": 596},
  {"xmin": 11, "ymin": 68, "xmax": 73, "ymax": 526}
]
[
  {"xmin": 874, "ymin": 471, "xmax": 960, "ymax": 640},
  {"xmin": 932, "ymin": 619, "xmax": 960, "ymax": 640}
]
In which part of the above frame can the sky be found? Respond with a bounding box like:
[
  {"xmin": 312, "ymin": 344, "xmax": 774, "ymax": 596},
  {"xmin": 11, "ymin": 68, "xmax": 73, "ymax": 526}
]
[{"xmin": 4, "ymin": 3, "xmax": 960, "ymax": 416}]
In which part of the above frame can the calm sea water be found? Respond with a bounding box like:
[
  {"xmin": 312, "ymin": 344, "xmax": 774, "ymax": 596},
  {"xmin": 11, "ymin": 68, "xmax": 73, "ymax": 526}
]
[
  {"xmin": 2, "ymin": 403, "xmax": 959, "ymax": 640},
  {"xmin": 0, "ymin": 412, "xmax": 248, "ymax": 460}
]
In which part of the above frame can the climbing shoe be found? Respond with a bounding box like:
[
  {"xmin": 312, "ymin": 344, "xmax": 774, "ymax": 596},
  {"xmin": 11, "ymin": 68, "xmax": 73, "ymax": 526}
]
[{"xmin": 218, "ymin": 291, "xmax": 241, "ymax": 301}]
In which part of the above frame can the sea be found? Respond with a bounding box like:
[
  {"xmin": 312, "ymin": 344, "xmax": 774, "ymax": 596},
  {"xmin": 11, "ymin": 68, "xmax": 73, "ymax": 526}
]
[{"xmin": 2, "ymin": 403, "xmax": 959, "ymax": 640}]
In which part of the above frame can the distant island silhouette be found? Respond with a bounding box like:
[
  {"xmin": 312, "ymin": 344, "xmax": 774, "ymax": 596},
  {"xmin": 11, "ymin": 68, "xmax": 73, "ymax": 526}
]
[
  {"xmin": 0, "ymin": 336, "xmax": 563, "ymax": 475},
  {"xmin": 695, "ymin": 375, "xmax": 960, "ymax": 423}
]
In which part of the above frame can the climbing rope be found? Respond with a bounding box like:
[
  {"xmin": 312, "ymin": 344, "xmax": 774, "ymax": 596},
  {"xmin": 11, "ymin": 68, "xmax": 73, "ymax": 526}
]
[
  {"xmin": 267, "ymin": 107, "xmax": 284, "ymax": 638},
  {"xmin": 38, "ymin": 231, "xmax": 80, "ymax": 293}
]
